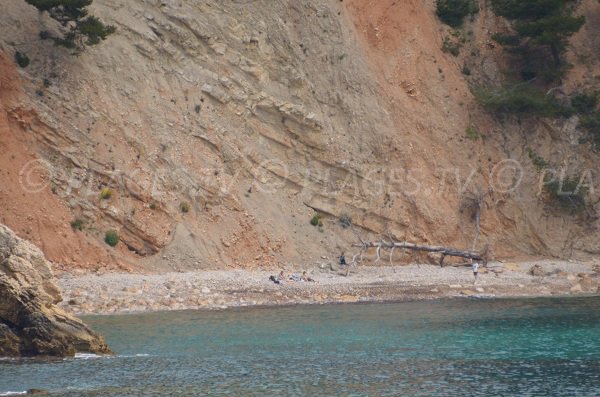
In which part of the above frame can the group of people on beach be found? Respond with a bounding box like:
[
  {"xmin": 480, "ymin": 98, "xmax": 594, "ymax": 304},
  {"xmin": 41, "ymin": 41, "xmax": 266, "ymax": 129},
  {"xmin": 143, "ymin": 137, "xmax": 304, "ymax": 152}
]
[{"xmin": 269, "ymin": 271, "xmax": 315, "ymax": 285}]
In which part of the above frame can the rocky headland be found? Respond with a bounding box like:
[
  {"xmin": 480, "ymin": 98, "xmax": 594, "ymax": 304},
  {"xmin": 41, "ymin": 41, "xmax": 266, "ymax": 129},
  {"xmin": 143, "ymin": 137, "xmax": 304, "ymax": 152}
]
[{"xmin": 0, "ymin": 224, "xmax": 111, "ymax": 357}]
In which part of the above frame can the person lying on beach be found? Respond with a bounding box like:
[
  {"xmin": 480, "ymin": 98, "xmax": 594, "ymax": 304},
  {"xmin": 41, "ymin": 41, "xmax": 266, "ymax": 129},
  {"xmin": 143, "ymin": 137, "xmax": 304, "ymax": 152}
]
[
  {"xmin": 269, "ymin": 271, "xmax": 287, "ymax": 285},
  {"xmin": 289, "ymin": 273, "xmax": 302, "ymax": 282},
  {"xmin": 268, "ymin": 275, "xmax": 280, "ymax": 284}
]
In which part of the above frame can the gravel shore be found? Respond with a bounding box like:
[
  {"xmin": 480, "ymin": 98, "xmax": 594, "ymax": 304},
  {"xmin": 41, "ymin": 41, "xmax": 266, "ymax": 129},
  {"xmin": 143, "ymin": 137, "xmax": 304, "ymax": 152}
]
[{"xmin": 56, "ymin": 260, "xmax": 600, "ymax": 315}]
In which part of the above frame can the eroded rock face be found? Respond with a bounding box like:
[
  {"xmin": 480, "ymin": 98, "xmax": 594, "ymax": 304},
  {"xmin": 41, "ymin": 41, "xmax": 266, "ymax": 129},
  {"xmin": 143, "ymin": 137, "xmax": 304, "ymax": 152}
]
[{"xmin": 0, "ymin": 224, "xmax": 111, "ymax": 357}]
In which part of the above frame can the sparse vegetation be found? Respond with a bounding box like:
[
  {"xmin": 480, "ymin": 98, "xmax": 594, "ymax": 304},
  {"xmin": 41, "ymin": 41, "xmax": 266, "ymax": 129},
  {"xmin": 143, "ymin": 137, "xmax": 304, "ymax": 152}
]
[
  {"xmin": 104, "ymin": 230, "xmax": 119, "ymax": 247},
  {"xmin": 580, "ymin": 112, "xmax": 600, "ymax": 145},
  {"xmin": 25, "ymin": 0, "xmax": 116, "ymax": 51},
  {"xmin": 441, "ymin": 36, "xmax": 461, "ymax": 56},
  {"xmin": 339, "ymin": 214, "xmax": 352, "ymax": 228},
  {"xmin": 310, "ymin": 214, "xmax": 323, "ymax": 227},
  {"xmin": 465, "ymin": 126, "xmax": 479, "ymax": 140},
  {"xmin": 194, "ymin": 104, "xmax": 201, "ymax": 113},
  {"xmin": 180, "ymin": 202, "xmax": 190, "ymax": 213},
  {"xmin": 70, "ymin": 218, "xmax": 84, "ymax": 231},
  {"xmin": 526, "ymin": 148, "xmax": 548, "ymax": 171},
  {"xmin": 435, "ymin": 0, "xmax": 478, "ymax": 27},
  {"xmin": 462, "ymin": 64, "xmax": 471, "ymax": 76},
  {"xmin": 473, "ymin": 85, "xmax": 572, "ymax": 117},
  {"xmin": 149, "ymin": 202, "xmax": 157, "ymax": 210},
  {"xmin": 544, "ymin": 175, "xmax": 587, "ymax": 213},
  {"xmin": 15, "ymin": 51, "xmax": 30, "ymax": 68},
  {"xmin": 100, "ymin": 187, "xmax": 113, "ymax": 200},
  {"xmin": 572, "ymin": 92, "xmax": 598, "ymax": 114}
]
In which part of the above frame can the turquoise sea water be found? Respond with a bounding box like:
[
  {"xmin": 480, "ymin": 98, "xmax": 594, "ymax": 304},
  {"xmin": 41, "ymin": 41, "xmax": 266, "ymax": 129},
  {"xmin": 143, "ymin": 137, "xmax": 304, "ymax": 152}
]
[{"xmin": 1, "ymin": 297, "xmax": 599, "ymax": 396}]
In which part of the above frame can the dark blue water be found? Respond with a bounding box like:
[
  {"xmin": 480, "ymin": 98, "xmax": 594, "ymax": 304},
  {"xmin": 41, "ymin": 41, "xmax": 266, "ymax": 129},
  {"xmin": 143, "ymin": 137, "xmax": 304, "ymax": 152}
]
[{"xmin": 1, "ymin": 297, "xmax": 599, "ymax": 396}]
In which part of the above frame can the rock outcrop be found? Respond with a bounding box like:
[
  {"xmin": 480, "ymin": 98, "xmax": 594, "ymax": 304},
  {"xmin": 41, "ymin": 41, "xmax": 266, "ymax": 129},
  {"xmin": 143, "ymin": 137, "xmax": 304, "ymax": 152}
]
[{"xmin": 0, "ymin": 224, "xmax": 111, "ymax": 357}]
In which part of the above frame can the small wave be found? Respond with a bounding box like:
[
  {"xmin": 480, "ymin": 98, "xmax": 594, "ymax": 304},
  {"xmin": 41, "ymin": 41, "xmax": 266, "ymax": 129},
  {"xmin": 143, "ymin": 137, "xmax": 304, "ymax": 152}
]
[
  {"xmin": 74, "ymin": 353, "xmax": 103, "ymax": 359},
  {"xmin": 0, "ymin": 392, "xmax": 27, "ymax": 396},
  {"xmin": 118, "ymin": 353, "xmax": 150, "ymax": 358}
]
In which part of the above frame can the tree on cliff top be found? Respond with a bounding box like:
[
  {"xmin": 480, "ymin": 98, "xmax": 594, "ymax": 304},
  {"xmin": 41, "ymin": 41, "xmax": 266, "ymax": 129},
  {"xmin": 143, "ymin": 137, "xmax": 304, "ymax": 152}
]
[
  {"xmin": 491, "ymin": 0, "xmax": 584, "ymax": 81},
  {"xmin": 25, "ymin": 0, "xmax": 115, "ymax": 50}
]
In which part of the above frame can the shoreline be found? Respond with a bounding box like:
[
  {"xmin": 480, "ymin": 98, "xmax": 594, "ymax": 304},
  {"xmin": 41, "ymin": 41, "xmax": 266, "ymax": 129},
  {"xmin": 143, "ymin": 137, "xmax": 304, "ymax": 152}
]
[{"xmin": 56, "ymin": 260, "xmax": 600, "ymax": 315}]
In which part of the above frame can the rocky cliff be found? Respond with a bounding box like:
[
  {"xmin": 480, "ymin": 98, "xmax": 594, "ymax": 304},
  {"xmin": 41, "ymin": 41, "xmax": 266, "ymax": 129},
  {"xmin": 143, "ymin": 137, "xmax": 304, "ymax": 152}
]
[
  {"xmin": 0, "ymin": 223, "xmax": 111, "ymax": 356},
  {"xmin": 0, "ymin": 0, "xmax": 598, "ymax": 270}
]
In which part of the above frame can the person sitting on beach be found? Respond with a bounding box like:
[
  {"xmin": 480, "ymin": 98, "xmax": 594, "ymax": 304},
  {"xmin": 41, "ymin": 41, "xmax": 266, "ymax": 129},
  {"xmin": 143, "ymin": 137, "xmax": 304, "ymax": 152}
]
[
  {"xmin": 269, "ymin": 271, "xmax": 287, "ymax": 285},
  {"xmin": 301, "ymin": 271, "xmax": 315, "ymax": 282}
]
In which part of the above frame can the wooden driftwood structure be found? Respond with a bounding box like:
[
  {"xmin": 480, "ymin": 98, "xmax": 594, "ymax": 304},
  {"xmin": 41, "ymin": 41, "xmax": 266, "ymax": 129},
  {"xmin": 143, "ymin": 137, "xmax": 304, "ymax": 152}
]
[{"xmin": 351, "ymin": 240, "xmax": 487, "ymax": 267}]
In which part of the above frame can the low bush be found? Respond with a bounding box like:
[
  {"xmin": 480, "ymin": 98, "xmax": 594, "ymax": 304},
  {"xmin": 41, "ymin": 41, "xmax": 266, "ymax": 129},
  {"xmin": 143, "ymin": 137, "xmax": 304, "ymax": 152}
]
[
  {"xmin": 339, "ymin": 214, "xmax": 352, "ymax": 228},
  {"xmin": 100, "ymin": 187, "xmax": 113, "ymax": 200},
  {"xmin": 15, "ymin": 51, "xmax": 30, "ymax": 68},
  {"xmin": 70, "ymin": 218, "xmax": 84, "ymax": 231},
  {"xmin": 442, "ymin": 36, "xmax": 461, "ymax": 56},
  {"xmin": 572, "ymin": 92, "xmax": 598, "ymax": 114},
  {"xmin": 526, "ymin": 148, "xmax": 548, "ymax": 171},
  {"xmin": 544, "ymin": 176, "xmax": 587, "ymax": 214},
  {"xmin": 436, "ymin": 0, "xmax": 478, "ymax": 27},
  {"xmin": 104, "ymin": 230, "xmax": 119, "ymax": 247},
  {"xmin": 473, "ymin": 85, "xmax": 572, "ymax": 117},
  {"xmin": 180, "ymin": 202, "xmax": 190, "ymax": 213},
  {"xmin": 580, "ymin": 111, "xmax": 600, "ymax": 144},
  {"xmin": 465, "ymin": 126, "xmax": 479, "ymax": 140},
  {"xmin": 310, "ymin": 214, "xmax": 323, "ymax": 227}
]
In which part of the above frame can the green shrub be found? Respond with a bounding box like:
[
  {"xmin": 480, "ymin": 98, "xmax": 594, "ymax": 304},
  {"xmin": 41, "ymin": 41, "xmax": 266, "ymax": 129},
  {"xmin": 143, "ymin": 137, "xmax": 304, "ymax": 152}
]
[
  {"xmin": 526, "ymin": 148, "xmax": 548, "ymax": 171},
  {"xmin": 180, "ymin": 202, "xmax": 190, "ymax": 213},
  {"xmin": 544, "ymin": 175, "xmax": 587, "ymax": 213},
  {"xmin": 473, "ymin": 85, "xmax": 572, "ymax": 117},
  {"xmin": 491, "ymin": 33, "xmax": 520, "ymax": 46},
  {"xmin": 339, "ymin": 214, "xmax": 352, "ymax": 228},
  {"xmin": 70, "ymin": 218, "xmax": 84, "ymax": 231},
  {"xmin": 100, "ymin": 187, "xmax": 113, "ymax": 200},
  {"xmin": 572, "ymin": 92, "xmax": 598, "ymax": 114},
  {"xmin": 465, "ymin": 126, "xmax": 479, "ymax": 140},
  {"xmin": 580, "ymin": 111, "xmax": 600, "ymax": 144},
  {"xmin": 462, "ymin": 64, "xmax": 471, "ymax": 76},
  {"xmin": 104, "ymin": 230, "xmax": 119, "ymax": 247},
  {"xmin": 194, "ymin": 104, "xmax": 201, "ymax": 113},
  {"xmin": 15, "ymin": 51, "xmax": 30, "ymax": 68},
  {"xmin": 436, "ymin": 0, "xmax": 478, "ymax": 27},
  {"xmin": 27, "ymin": 1, "xmax": 115, "ymax": 51},
  {"xmin": 442, "ymin": 36, "xmax": 461, "ymax": 56},
  {"xmin": 310, "ymin": 214, "xmax": 322, "ymax": 227},
  {"xmin": 149, "ymin": 202, "xmax": 157, "ymax": 210}
]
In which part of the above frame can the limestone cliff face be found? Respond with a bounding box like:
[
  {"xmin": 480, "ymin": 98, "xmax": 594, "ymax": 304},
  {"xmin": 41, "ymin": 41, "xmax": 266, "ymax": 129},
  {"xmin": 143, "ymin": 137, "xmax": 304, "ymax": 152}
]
[
  {"xmin": 0, "ymin": 224, "xmax": 111, "ymax": 356},
  {"xmin": 0, "ymin": 0, "xmax": 598, "ymax": 269}
]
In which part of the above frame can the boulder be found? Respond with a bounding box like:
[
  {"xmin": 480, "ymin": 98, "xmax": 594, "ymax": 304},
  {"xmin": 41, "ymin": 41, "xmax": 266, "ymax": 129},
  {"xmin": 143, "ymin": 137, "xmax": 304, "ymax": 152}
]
[{"xmin": 0, "ymin": 224, "xmax": 111, "ymax": 357}]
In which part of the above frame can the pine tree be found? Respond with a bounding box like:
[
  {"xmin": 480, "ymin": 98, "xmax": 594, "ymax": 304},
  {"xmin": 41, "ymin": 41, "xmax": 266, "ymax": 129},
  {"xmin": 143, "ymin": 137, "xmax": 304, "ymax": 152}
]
[
  {"xmin": 26, "ymin": 0, "xmax": 115, "ymax": 50},
  {"xmin": 491, "ymin": 0, "xmax": 584, "ymax": 80}
]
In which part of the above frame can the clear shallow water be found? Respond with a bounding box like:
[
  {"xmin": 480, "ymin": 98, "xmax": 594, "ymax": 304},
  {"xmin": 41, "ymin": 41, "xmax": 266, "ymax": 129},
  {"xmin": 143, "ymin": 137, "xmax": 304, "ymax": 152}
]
[{"xmin": 1, "ymin": 297, "xmax": 599, "ymax": 396}]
